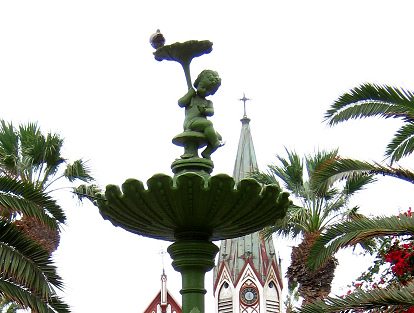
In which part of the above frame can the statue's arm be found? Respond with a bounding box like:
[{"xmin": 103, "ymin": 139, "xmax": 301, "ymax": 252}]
[
  {"xmin": 203, "ymin": 100, "xmax": 214, "ymax": 116},
  {"xmin": 178, "ymin": 88, "xmax": 196, "ymax": 108}
]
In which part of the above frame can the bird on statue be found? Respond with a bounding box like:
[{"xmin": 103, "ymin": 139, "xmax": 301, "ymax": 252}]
[{"xmin": 150, "ymin": 29, "xmax": 165, "ymax": 49}]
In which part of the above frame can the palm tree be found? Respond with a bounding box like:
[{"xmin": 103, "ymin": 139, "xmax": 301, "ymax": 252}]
[
  {"xmin": 0, "ymin": 120, "xmax": 93, "ymax": 254},
  {"xmin": 0, "ymin": 176, "xmax": 70, "ymax": 313},
  {"xmin": 297, "ymin": 83, "xmax": 414, "ymax": 312},
  {"xmin": 300, "ymin": 214, "xmax": 414, "ymax": 313},
  {"xmin": 251, "ymin": 149, "xmax": 375, "ymax": 304},
  {"xmin": 325, "ymin": 83, "xmax": 414, "ymax": 164}
]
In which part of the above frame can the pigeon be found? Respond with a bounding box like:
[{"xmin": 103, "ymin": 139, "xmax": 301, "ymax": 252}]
[{"xmin": 150, "ymin": 29, "xmax": 165, "ymax": 49}]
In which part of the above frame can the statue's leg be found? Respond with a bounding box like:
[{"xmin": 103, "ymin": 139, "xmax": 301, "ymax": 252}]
[
  {"xmin": 201, "ymin": 126, "xmax": 223, "ymax": 159},
  {"xmin": 203, "ymin": 125, "xmax": 220, "ymax": 148},
  {"xmin": 201, "ymin": 145, "xmax": 213, "ymax": 159}
]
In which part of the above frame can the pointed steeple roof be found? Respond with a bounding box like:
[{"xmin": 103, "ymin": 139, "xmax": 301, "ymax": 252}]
[
  {"xmin": 144, "ymin": 271, "xmax": 182, "ymax": 313},
  {"xmin": 232, "ymin": 118, "xmax": 258, "ymax": 183},
  {"xmin": 233, "ymin": 93, "xmax": 258, "ymax": 183},
  {"xmin": 213, "ymin": 94, "xmax": 283, "ymax": 293}
]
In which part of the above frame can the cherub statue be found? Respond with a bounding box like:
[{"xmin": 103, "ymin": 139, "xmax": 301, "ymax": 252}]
[
  {"xmin": 151, "ymin": 33, "xmax": 224, "ymax": 162},
  {"xmin": 178, "ymin": 70, "xmax": 223, "ymax": 159}
]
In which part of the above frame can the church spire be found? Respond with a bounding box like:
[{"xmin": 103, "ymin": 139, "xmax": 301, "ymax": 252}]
[
  {"xmin": 233, "ymin": 93, "xmax": 257, "ymax": 184},
  {"xmin": 213, "ymin": 94, "xmax": 283, "ymax": 313},
  {"xmin": 143, "ymin": 269, "xmax": 182, "ymax": 313},
  {"xmin": 161, "ymin": 270, "xmax": 167, "ymax": 307}
]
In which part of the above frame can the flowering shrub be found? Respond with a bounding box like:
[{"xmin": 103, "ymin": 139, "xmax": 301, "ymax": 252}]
[
  {"xmin": 384, "ymin": 241, "xmax": 414, "ymax": 283},
  {"xmin": 344, "ymin": 208, "xmax": 414, "ymax": 312}
]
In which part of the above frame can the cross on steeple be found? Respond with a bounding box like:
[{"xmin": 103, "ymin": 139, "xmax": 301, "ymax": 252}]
[
  {"xmin": 159, "ymin": 249, "xmax": 167, "ymax": 272},
  {"xmin": 239, "ymin": 93, "xmax": 251, "ymax": 118}
]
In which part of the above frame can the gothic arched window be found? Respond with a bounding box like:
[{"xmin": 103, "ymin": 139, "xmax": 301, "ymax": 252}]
[
  {"xmin": 218, "ymin": 281, "xmax": 233, "ymax": 313},
  {"xmin": 264, "ymin": 280, "xmax": 280, "ymax": 313}
]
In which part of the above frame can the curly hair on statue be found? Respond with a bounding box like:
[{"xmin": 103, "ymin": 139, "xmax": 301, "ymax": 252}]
[{"xmin": 194, "ymin": 70, "xmax": 221, "ymax": 95}]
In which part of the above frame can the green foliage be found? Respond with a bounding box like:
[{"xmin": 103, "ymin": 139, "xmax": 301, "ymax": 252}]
[
  {"xmin": 304, "ymin": 83, "xmax": 414, "ymax": 312},
  {"xmin": 0, "ymin": 173, "xmax": 70, "ymax": 312},
  {"xmin": 285, "ymin": 282, "xmax": 300, "ymax": 313},
  {"xmin": 0, "ymin": 296, "xmax": 19, "ymax": 313},
  {"xmin": 308, "ymin": 215, "xmax": 414, "ymax": 271},
  {"xmin": 0, "ymin": 175, "xmax": 63, "ymax": 227},
  {"xmin": 312, "ymin": 157, "xmax": 414, "ymax": 188},
  {"xmin": 252, "ymin": 149, "xmax": 375, "ymax": 236},
  {"xmin": 0, "ymin": 120, "xmax": 93, "ymax": 191},
  {"xmin": 296, "ymin": 281, "xmax": 414, "ymax": 313},
  {"xmin": 325, "ymin": 83, "xmax": 414, "ymax": 164},
  {"xmin": 0, "ymin": 120, "xmax": 95, "ymax": 312},
  {"xmin": 0, "ymin": 219, "xmax": 70, "ymax": 313},
  {"xmin": 252, "ymin": 149, "xmax": 375, "ymax": 305},
  {"xmin": 63, "ymin": 160, "xmax": 93, "ymax": 183}
]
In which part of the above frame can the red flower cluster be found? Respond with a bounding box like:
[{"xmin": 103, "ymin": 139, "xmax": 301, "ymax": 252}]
[
  {"xmin": 401, "ymin": 207, "xmax": 413, "ymax": 218},
  {"xmin": 381, "ymin": 208, "xmax": 414, "ymax": 282},
  {"xmin": 384, "ymin": 241, "xmax": 414, "ymax": 281}
]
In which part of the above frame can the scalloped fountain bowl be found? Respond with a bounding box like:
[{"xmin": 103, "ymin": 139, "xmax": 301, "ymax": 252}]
[{"xmin": 95, "ymin": 172, "xmax": 290, "ymax": 242}]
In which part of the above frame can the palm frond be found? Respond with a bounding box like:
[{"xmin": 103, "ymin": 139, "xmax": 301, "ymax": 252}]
[
  {"xmin": 0, "ymin": 220, "xmax": 70, "ymax": 312},
  {"xmin": 306, "ymin": 149, "xmax": 339, "ymax": 178},
  {"xmin": 0, "ymin": 193, "xmax": 58, "ymax": 230},
  {"xmin": 386, "ymin": 123, "xmax": 414, "ymax": 163},
  {"xmin": 0, "ymin": 220, "xmax": 64, "ymax": 292},
  {"xmin": 308, "ymin": 215, "xmax": 414, "ymax": 270},
  {"xmin": 46, "ymin": 293, "xmax": 71, "ymax": 313},
  {"xmin": 307, "ymin": 149, "xmax": 355, "ymax": 198},
  {"xmin": 342, "ymin": 172, "xmax": 376, "ymax": 197},
  {"xmin": 296, "ymin": 281, "xmax": 414, "ymax": 313},
  {"xmin": 63, "ymin": 160, "xmax": 93, "ymax": 183},
  {"xmin": 325, "ymin": 83, "xmax": 414, "ymax": 125},
  {"xmin": 343, "ymin": 206, "xmax": 365, "ymax": 221},
  {"xmin": 0, "ymin": 176, "xmax": 65, "ymax": 224},
  {"xmin": 270, "ymin": 149, "xmax": 304, "ymax": 196},
  {"xmin": 0, "ymin": 280, "xmax": 70, "ymax": 313},
  {"xmin": 18, "ymin": 122, "xmax": 44, "ymax": 168},
  {"xmin": 313, "ymin": 157, "xmax": 414, "ymax": 187},
  {"xmin": 341, "ymin": 206, "xmax": 377, "ymax": 253},
  {"xmin": 260, "ymin": 204, "xmax": 305, "ymax": 239},
  {"xmin": 0, "ymin": 121, "xmax": 18, "ymax": 177},
  {"xmin": 0, "ymin": 295, "xmax": 20, "ymax": 313},
  {"xmin": 321, "ymin": 196, "xmax": 346, "ymax": 216},
  {"xmin": 42, "ymin": 133, "xmax": 64, "ymax": 169},
  {"xmin": 249, "ymin": 170, "xmax": 279, "ymax": 186}
]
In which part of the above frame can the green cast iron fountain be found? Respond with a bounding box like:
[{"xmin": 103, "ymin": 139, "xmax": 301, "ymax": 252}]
[{"xmin": 92, "ymin": 31, "xmax": 291, "ymax": 313}]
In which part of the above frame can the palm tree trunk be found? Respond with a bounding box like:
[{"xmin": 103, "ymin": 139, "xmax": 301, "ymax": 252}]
[
  {"xmin": 14, "ymin": 216, "xmax": 59, "ymax": 254},
  {"xmin": 287, "ymin": 232, "xmax": 337, "ymax": 305}
]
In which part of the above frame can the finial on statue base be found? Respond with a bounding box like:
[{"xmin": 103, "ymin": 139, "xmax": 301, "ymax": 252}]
[
  {"xmin": 171, "ymin": 131, "xmax": 214, "ymax": 175},
  {"xmin": 171, "ymin": 158, "xmax": 213, "ymax": 175}
]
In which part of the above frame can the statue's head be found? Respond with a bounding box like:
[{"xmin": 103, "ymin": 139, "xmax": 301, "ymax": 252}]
[{"xmin": 194, "ymin": 70, "xmax": 221, "ymax": 97}]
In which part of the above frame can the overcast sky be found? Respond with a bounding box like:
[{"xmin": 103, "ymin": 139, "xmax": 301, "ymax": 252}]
[{"xmin": 1, "ymin": 1, "xmax": 414, "ymax": 312}]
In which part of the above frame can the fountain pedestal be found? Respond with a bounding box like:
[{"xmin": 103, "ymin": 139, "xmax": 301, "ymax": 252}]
[{"xmin": 168, "ymin": 240, "xmax": 219, "ymax": 313}]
